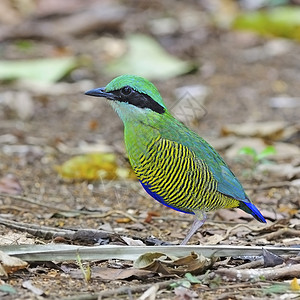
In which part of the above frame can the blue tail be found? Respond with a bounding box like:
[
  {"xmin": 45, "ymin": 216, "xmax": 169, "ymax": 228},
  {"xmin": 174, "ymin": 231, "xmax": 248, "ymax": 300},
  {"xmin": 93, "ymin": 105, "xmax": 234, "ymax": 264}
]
[{"xmin": 239, "ymin": 202, "xmax": 266, "ymax": 223}]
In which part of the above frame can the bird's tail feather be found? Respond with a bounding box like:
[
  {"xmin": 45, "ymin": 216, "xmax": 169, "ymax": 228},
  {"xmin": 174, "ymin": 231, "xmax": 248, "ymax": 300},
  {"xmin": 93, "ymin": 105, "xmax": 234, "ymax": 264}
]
[{"xmin": 239, "ymin": 202, "xmax": 266, "ymax": 223}]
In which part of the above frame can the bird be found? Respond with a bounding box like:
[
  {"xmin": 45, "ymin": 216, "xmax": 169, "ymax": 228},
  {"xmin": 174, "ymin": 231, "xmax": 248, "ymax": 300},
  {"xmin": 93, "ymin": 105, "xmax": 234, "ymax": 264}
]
[{"xmin": 85, "ymin": 75, "xmax": 266, "ymax": 244}]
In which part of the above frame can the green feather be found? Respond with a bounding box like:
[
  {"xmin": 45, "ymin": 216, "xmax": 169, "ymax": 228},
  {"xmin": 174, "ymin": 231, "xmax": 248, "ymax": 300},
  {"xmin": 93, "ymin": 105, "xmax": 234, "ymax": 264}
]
[{"xmin": 105, "ymin": 74, "xmax": 167, "ymax": 109}]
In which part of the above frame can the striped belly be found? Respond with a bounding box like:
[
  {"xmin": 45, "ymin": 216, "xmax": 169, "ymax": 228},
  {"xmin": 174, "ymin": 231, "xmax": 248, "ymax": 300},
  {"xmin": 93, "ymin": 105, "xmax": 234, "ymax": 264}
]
[{"xmin": 133, "ymin": 137, "xmax": 239, "ymax": 214}]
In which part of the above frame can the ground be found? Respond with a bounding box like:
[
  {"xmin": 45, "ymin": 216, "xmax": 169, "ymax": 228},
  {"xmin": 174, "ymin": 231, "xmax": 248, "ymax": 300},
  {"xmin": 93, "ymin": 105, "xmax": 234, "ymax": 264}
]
[{"xmin": 0, "ymin": 1, "xmax": 299, "ymax": 299}]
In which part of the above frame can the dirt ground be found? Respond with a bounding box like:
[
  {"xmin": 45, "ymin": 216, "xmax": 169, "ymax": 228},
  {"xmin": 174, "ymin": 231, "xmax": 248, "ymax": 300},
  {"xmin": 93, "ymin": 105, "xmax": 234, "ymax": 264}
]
[{"xmin": 0, "ymin": 1, "xmax": 299, "ymax": 299}]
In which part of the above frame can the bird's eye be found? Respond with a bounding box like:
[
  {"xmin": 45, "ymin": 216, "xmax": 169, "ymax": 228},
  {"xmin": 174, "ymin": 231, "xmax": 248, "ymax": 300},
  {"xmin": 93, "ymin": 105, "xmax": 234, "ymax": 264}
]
[{"xmin": 121, "ymin": 86, "xmax": 132, "ymax": 96}]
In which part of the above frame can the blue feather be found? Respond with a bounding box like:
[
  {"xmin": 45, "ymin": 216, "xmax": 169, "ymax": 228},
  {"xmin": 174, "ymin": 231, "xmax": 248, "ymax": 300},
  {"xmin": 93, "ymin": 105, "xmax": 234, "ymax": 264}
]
[
  {"xmin": 239, "ymin": 202, "xmax": 267, "ymax": 223},
  {"xmin": 140, "ymin": 180, "xmax": 194, "ymax": 215}
]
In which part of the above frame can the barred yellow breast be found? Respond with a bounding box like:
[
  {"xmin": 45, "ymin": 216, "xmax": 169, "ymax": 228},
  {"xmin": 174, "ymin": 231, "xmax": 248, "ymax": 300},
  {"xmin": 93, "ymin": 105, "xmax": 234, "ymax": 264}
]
[{"xmin": 134, "ymin": 137, "xmax": 240, "ymax": 214}]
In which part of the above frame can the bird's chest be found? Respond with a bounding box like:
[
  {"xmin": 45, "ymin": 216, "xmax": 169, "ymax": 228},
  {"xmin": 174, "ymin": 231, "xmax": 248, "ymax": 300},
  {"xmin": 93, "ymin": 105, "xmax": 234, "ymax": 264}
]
[
  {"xmin": 130, "ymin": 137, "xmax": 196, "ymax": 185},
  {"xmin": 124, "ymin": 123, "xmax": 160, "ymax": 168}
]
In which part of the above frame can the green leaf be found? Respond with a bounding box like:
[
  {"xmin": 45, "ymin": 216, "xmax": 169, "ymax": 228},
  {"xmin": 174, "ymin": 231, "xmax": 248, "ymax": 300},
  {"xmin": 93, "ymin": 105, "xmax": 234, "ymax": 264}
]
[
  {"xmin": 238, "ymin": 146, "xmax": 257, "ymax": 158},
  {"xmin": 256, "ymin": 145, "xmax": 276, "ymax": 161},
  {"xmin": 15, "ymin": 40, "xmax": 34, "ymax": 51},
  {"xmin": 105, "ymin": 34, "xmax": 195, "ymax": 80},
  {"xmin": 185, "ymin": 272, "xmax": 201, "ymax": 283},
  {"xmin": 0, "ymin": 57, "xmax": 77, "ymax": 83},
  {"xmin": 262, "ymin": 283, "xmax": 289, "ymax": 294},
  {"xmin": 0, "ymin": 284, "xmax": 17, "ymax": 294},
  {"xmin": 233, "ymin": 7, "xmax": 300, "ymax": 41}
]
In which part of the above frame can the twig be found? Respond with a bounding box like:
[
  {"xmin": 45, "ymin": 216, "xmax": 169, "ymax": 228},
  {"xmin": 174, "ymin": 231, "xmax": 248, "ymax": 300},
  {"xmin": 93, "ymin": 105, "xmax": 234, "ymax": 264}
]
[
  {"xmin": 0, "ymin": 217, "xmax": 114, "ymax": 243},
  {"xmin": 217, "ymin": 263, "xmax": 300, "ymax": 281},
  {"xmin": 223, "ymin": 223, "xmax": 266, "ymax": 240},
  {"xmin": 262, "ymin": 227, "xmax": 300, "ymax": 241},
  {"xmin": 0, "ymin": 194, "xmax": 143, "ymax": 223},
  {"xmin": 235, "ymin": 259, "xmax": 264, "ymax": 269}
]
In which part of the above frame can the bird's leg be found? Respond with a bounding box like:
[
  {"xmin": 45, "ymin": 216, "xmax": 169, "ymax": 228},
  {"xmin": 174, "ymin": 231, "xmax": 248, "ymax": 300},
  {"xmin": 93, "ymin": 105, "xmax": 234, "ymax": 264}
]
[{"xmin": 180, "ymin": 210, "xmax": 207, "ymax": 245}]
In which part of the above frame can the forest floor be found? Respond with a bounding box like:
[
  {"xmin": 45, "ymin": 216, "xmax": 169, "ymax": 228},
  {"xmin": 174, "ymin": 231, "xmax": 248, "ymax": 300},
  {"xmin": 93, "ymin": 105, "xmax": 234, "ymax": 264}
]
[{"xmin": 0, "ymin": 1, "xmax": 299, "ymax": 299}]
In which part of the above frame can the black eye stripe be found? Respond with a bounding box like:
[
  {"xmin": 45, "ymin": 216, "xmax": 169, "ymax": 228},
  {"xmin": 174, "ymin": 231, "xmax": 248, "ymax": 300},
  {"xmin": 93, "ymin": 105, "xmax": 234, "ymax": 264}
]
[{"xmin": 111, "ymin": 88, "xmax": 165, "ymax": 114}]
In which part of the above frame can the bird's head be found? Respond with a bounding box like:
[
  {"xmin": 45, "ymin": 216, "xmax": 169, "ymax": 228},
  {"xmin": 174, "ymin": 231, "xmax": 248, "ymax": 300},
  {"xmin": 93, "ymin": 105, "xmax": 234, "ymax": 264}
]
[{"xmin": 85, "ymin": 75, "xmax": 168, "ymax": 123}]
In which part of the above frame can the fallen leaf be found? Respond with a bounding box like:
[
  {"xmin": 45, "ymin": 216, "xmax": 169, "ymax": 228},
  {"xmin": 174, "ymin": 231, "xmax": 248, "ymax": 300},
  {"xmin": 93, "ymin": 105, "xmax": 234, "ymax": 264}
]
[
  {"xmin": 55, "ymin": 153, "xmax": 136, "ymax": 181},
  {"xmin": 233, "ymin": 6, "xmax": 300, "ymax": 41},
  {"xmin": 0, "ymin": 57, "xmax": 77, "ymax": 83},
  {"xmin": 22, "ymin": 281, "xmax": 44, "ymax": 296},
  {"xmin": 138, "ymin": 284, "xmax": 159, "ymax": 300},
  {"xmin": 290, "ymin": 278, "xmax": 300, "ymax": 291},
  {"xmin": 105, "ymin": 34, "xmax": 194, "ymax": 80},
  {"xmin": 222, "ymin": 121, "xmax": 286, "ymax": 140},
  {"xmin": 0, "ymin": 250, "xmax": 28, "ymax": 275},
  {"xmin": 263, "ymin": 248, "xmax": 284, "ymax": 267},
  {"xmin": 121, "ymin": 236, "xmax": 146, "ymax": 246},
  {"xmin": 262, "ymin": 283, "xmax": 289, "ymax": 295},
  {"xmin": 257, "ymin": 164, "xmax": 300, "ymax": 180},
  {"xmin": 134, "ymin": 251, "xmax": 212, "ymax": 275},
  {"xmin": 89, "ymin": 267, "xmax": 151, "ymax": 280},
  {"xmin": 55, "ymin": 153, "xmax": 117, "ymax": 181},
  {"xmin": 0, "ymin": 284, "xmax": 17, "ymax": 294},
  {"xmin": 204, "ymin": 234, "xmax": 225, "ymax": 245}
]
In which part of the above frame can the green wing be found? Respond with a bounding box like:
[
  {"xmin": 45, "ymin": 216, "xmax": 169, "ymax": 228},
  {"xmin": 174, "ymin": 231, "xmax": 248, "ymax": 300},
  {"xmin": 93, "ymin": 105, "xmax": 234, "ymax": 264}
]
[{"xmin": 160, "ymin": 116, "xmax": 248, "ymax": 202}]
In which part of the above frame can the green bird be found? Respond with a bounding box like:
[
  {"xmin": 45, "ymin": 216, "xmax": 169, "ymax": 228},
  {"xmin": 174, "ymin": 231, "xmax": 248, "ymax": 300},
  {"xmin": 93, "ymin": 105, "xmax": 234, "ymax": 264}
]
[{"xmin": 85, "ymin": 75, "xmax": 266, "ymax": 244}]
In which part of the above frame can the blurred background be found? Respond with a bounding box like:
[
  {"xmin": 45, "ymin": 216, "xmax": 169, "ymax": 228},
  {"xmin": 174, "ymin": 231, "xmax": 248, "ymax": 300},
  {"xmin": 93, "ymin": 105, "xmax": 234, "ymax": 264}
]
[
  {"xmin": 1, "ymin": 0, "xmax": 300, "ymax": 297},
  {"xmin": 0, "ymin": 0, "xmax": 299, "ymax": 245}
]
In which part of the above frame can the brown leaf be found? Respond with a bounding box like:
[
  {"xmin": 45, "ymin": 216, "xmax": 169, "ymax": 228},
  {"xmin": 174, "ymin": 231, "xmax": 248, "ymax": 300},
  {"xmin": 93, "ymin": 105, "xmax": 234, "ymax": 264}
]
[
  {"xmin": 22, "ymin": 280, "xmax": 44, "ymax": 296},
  {"xmin": 134, "ymin": 251, "xmax": 212, "ymax": 275},
  {"xmin": 91, "ymin": 267, "xmax": 151, "ymax": 280},
  {"xmin": 0, "ymin": 250, "xmax": 28, "ymax": 275}
]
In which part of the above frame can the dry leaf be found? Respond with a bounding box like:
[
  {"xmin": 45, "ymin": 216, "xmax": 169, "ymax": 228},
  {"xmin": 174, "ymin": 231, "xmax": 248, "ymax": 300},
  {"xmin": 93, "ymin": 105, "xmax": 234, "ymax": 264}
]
[
  {"xmin": 134, "ymin": 251, "xmax": 212, "ymax": 275},
  {"xmin": 138, "ymin": 284, "xmax": 159, "ymax": 300},
  {"xmin": 91, "ymin": 267, "xmax": 151, "ymax": 280},
  {"xmin": 22, "ymin": 280, "xmax": 44, "ymax": 296},
  {"xmin": 257, "ymin": 164, "xmax": 300, "ymax": 180},
  {"xmin": 121, "ymin": 236, "xmax": 146, "ymax": 246},
  {"xmin": 222, "ymin": 121, "xmax": 286, "ymax": 140},
  {"xmin": 290, "ymin": 278, "xmax": 300, "ymax": 291},
  {"xmin": 204, "ymin": 234, "xmax": 225, "ymax": 245},
  {"xmin": 55, "ymin": 153, "xmax": 136, "ymax": 181},
  {"xmin": 0, "ymin": 250, "xmax": 28, "ymax": 275},
  {"xmin": 263, "ymin": 248, "xmax": 284, "ymax": 267}
]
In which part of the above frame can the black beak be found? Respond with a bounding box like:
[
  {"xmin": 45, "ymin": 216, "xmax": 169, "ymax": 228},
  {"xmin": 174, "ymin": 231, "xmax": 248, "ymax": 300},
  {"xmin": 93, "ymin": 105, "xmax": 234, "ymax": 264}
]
[{"xmin": 85, "ymin": 87, "xmax": 116, "ymax": 100}]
